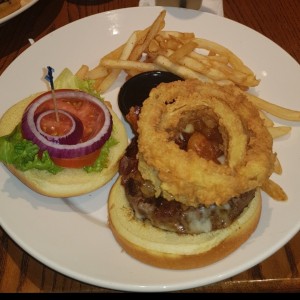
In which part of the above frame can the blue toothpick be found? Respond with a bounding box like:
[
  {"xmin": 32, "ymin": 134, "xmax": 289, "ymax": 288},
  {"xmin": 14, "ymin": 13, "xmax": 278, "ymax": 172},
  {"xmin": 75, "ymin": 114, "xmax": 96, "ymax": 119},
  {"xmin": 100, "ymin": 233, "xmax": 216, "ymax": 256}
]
[{"xmin": 45, "ymin": 66, "xmax": 59, "ymax": 122}]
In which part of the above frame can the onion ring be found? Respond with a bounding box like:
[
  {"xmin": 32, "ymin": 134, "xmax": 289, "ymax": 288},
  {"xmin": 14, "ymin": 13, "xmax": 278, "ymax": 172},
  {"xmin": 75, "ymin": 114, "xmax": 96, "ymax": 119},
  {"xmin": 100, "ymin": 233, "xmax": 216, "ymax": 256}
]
[{"xmin": 137, "ymin": 79, "xmax": 275, "ymax": 206}]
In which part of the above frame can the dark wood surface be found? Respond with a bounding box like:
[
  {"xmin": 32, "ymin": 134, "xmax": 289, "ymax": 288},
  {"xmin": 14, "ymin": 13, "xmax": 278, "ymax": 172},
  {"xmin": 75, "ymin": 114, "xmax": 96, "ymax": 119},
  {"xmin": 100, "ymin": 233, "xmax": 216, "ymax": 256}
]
[{"xmin": 0, "ymin": 0, "xmax": 299, "ymax": 293}]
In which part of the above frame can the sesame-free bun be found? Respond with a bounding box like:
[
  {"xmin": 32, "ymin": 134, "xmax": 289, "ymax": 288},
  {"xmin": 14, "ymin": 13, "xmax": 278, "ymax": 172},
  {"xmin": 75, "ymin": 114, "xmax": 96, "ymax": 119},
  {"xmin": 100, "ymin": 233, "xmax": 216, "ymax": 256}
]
[
  {"xmin": 108, "ymin": 177, "xmax": 262, "ymax": 269},
  {"xmin": 0, "ymin": 93, "xmax": 128, "ymax": 198}
]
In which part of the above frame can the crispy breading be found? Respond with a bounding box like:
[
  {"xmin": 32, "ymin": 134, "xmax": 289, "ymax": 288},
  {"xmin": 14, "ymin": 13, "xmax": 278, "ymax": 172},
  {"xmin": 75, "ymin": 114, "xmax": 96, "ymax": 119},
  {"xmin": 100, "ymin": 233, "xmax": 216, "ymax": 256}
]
[{"xmin": 137, "ymin": 80, "xmax": 275, "ymax": 206}]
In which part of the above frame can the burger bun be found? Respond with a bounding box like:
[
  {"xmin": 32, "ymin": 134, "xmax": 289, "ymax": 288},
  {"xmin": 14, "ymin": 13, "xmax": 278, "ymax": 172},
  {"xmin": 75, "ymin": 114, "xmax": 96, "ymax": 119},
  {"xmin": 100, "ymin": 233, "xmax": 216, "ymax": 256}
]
[{"xmin": 108, "ymin": 177, "xmax": 262, "ymax": 269}]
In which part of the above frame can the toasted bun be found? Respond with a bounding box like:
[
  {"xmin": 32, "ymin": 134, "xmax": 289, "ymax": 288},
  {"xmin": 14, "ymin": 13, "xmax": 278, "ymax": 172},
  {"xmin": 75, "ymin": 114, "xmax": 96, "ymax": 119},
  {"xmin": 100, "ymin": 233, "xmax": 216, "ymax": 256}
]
[
  {"xmin": 108, "ymin": 177, "xmax": 262, "ymax": 269},
  {"xmin": 0, "ymin": 93, "xmax": 128, "ymax": 198}
]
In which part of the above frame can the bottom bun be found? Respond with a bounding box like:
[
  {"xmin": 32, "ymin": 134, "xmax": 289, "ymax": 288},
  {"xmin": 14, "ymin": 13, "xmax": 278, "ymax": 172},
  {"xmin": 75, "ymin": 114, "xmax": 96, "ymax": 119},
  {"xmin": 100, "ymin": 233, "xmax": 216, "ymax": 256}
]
[
  {"xmin": 0, "ymin": 94, "xmax": 128, "ymax": 198},
  {"xmin": 108, "ymin": 177, "xmax": 262, "ymax": 269}
]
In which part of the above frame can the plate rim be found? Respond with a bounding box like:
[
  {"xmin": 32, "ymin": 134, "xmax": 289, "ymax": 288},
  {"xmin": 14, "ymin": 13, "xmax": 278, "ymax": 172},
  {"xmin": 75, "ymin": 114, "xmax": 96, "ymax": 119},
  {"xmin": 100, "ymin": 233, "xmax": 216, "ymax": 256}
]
[
  {"xmin": 0, "ymin": 0, "xmax": 39, "ymax": 25},
  {"xmin": 0, "ymin": 6, "xmax": 299, "ymax": 292}
]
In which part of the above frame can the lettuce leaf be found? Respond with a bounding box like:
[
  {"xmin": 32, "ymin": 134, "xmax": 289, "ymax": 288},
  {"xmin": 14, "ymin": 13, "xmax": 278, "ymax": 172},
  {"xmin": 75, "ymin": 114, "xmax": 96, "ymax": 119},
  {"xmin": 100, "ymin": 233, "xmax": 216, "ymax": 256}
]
[
  {"xmin": 84, "ymin": 135, "xmax": 118, "ymax": 173},
  {"xmin": 0, "ymin": 125, "xmax": 62, "ymax": 174},
  {"xmin": 54, "ymin": 68, "xmax": 102, "ymax": 100}
]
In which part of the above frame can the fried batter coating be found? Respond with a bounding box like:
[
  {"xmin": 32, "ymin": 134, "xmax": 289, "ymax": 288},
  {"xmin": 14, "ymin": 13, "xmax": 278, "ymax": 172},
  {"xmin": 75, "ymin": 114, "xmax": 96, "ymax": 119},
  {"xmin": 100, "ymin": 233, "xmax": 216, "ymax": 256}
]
[{"xmin": 137, "ymin": 80, "xmax": 275, "ymax": 206}]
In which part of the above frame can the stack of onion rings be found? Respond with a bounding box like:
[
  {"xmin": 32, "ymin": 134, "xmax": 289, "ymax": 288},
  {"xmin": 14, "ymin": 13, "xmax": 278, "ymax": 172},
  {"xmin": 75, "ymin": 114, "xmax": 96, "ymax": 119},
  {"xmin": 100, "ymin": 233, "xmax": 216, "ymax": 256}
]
[{"xmin": 137, "ymin": 79, "xmax": 276, "ymax": 206}]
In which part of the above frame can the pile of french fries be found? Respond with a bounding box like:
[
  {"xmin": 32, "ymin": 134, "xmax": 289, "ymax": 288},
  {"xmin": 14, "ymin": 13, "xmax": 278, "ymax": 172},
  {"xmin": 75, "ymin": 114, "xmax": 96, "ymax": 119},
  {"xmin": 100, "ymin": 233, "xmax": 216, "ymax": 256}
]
[
  {"xmin": 76, "ymin": 9, "xmax": 300, "ymax": 137},
  {"xmin": 76, "ymin": 10, "xmax": 261, "ymax": 93}
]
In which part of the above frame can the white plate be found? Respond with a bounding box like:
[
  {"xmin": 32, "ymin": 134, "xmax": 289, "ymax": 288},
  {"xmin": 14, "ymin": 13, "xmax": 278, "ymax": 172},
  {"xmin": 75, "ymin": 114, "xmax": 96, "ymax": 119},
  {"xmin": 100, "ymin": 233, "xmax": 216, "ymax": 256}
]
[
  {"xmin": 0, "ymin": 6, "xmax": 299, "ymax": 292},
  {"xmin": 0, "ymin": 0, "xmax": 39, "ymax": 24}
]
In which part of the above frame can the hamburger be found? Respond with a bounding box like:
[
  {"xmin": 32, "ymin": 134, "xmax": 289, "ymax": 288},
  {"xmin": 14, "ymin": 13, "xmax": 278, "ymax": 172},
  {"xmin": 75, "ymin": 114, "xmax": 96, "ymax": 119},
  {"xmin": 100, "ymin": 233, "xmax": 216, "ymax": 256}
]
[
  {"xmin": 108, "ymin": 79, "xmax": 276, "ymax": 269},
  {"xmin": 0, "ymin": 68, "xmax": 128, "ymax": 197}
]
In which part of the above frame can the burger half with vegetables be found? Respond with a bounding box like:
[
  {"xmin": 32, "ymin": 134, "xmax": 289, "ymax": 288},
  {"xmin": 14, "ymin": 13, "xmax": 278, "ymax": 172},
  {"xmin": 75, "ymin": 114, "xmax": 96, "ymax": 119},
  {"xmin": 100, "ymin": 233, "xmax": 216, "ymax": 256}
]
[
  {"xmin": 0, "ymin": 68, "xmax": 128, "ymax": 198},
  {"xmin": 108, "ymin": 79, "xmax": 277, "ymax": 269}
]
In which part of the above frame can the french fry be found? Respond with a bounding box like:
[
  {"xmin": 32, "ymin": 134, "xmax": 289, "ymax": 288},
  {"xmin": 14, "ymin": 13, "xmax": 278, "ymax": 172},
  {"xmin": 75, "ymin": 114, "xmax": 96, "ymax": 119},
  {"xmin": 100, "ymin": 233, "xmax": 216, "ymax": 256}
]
[
  {"xmin": 206, "ymin": 59, "xmax": 257, "ymax": 85},
  {"xmin": 259, "ymin": 110, "xmax": 274, "ymax": 127},
  {"xmin": 193, "ymin": 38, "xmax": 255, "ymax": 76},
  {"xmin": 154, "ymin": 55, "xmax": 213, "ymax": 82},
  {"xmin": 169, "ymin": 41, "xmax": 198, "ymax": 62},
  {"xmin": 98, "ymin": 31, "xmax": 141, "ymax": 92},
  {"xmin": 98, "ymin": 11, "xmax": 167, "ymax": 91},
  {"xmin": 93, "ymin": 76, "xmax": 106, "ymax": 90},
  {"xmin": 247, "ymin": 93, "xmax": 300, "ymax": 121},
  {"xmin": 190, "ymin": 52, "xmax": 229, "ymax": 64},
  {"xmin": 86, "ymin": 65, "xmax": 108, "ymax": 79},
  {"xmin": 171, "ymin": 52, "xmax": 241, "ymax": 84},
  {"xmin": 101, "ymin": 43, "xmax": 125, "ymax": 61},
  {"xmin": 165, "ymin": 38, "xmax": 181, "ymax": 50},
  {"xmin": 97, "ymin": 69, "xmax": 120, "ymax": 93},
  {"xmin": 267, "ymin": 126, "xmax": 292, "ymax": 139},
  {"xmin": 187, "ymin": 50, "xmax": 259, "ymax": 87},
  {"xmin": 262, "ymin": 179, "xmax": 287, "ymax": 201},
  {"xmin": 75, "ymin": 64, "xmax": 89, "ymax": 80},
  {"xmin": 120, "ymin": 31, "xmax": 141, "ymax": 59},
  {"xmin": 129, "ymin": 10, "xmax": 166, "ymax": 61},
  {"xmin": 101, "ymin": 58, "xmax": 163, "ymax": 73},
  {"xmin": 177, "ymin": 55, "xmax": 227, "ymax": 80},
  {"xmin": 157, "ymin": 31, "xmax": 195, "ymax": 41},
  {"xmin": 148, "ymin": 39, "xmax": 160, "ymax": 53}
]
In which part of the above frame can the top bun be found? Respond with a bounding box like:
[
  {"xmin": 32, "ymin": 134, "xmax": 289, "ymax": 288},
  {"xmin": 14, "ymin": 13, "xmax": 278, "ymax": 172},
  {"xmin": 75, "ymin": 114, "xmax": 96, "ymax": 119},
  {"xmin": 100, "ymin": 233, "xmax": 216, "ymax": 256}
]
[{"xmin": 0, "ymin": 93, "xmax": 128, "ymax": 198}]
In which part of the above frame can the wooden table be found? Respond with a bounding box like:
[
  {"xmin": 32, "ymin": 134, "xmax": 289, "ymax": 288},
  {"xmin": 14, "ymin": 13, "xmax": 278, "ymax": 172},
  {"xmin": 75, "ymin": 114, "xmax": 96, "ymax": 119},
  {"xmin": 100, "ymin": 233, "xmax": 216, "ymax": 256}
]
[{"xmin": 0, "ymin": 0, "xmax": 299, "ymax": 293}]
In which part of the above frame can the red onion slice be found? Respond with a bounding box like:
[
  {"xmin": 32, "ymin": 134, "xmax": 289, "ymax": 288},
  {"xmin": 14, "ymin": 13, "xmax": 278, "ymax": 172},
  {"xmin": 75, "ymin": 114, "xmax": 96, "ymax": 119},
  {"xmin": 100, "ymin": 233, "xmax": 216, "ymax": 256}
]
[
  {"xmin": 21, "ymin": 89, "xmax": 112, "ymax": 159},
  {"xmin": 35, "ymin": 109, "xmax": 84, "ymax": 145}
]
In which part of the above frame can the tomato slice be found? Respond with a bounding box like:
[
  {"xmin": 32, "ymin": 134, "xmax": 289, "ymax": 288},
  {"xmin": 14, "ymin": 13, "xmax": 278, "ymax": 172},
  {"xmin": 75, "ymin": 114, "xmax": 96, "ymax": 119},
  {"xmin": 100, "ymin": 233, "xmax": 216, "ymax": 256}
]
[
  {"xmin": 39, "ymin": 111, "xmax": 74, "ymax": 136},
  {"xmin": 51, "ymin": 149, "xmax": 101, "ymax": 169},
  {"xmin": 34, "ymin": 95, "xmax": 105, "ymax": 142}
]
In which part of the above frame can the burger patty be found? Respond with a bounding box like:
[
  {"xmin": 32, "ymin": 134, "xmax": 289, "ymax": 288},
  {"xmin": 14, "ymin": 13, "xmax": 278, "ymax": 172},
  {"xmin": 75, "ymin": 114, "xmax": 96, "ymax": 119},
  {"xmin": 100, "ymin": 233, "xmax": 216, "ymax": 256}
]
[{"xmin": 119, "ymin": 137, "xmax": 255, "ymax": 234}]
